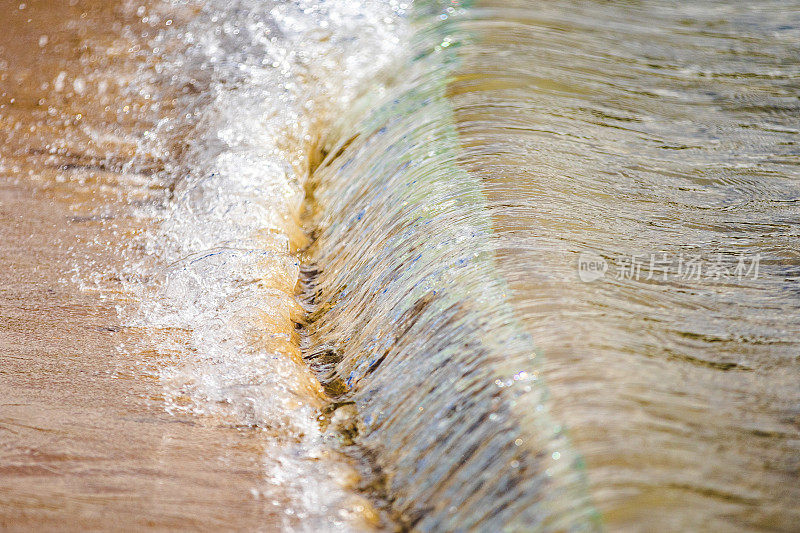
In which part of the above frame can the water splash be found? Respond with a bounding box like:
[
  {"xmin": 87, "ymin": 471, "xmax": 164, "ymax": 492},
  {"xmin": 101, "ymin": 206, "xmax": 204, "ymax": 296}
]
[{"xmin": 127, "ymin": 0, "xmax": 410, "ymax": 529}]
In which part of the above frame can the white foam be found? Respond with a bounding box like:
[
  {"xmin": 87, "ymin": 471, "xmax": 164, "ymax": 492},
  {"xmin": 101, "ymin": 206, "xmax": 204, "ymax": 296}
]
[{"xmin": 126, "ymin": 0, "xmax": 410, "ymax": 528}]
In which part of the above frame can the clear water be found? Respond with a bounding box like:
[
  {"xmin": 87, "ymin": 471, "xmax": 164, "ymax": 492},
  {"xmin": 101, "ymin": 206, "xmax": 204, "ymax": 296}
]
[
  {"xmin": 2, "ymin": 0, "xmax": 799, "ymax": 530},
  {"xmin": 305, "ymin": 0, "xmax": 800, "ymax": 529}
]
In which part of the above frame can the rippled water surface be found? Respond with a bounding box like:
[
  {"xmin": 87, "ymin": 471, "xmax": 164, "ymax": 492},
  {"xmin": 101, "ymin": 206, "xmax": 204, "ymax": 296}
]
[
  {"xmin": 306, "ymin": 0, "xmax": 800, "ymax": 530},
  {"xmin": 2, "ymin": 0, "xmax": 799, "ymax": 530},
  {"xmin": 451, "ymin": 1, "xmax": 800, "ymax": 529}
]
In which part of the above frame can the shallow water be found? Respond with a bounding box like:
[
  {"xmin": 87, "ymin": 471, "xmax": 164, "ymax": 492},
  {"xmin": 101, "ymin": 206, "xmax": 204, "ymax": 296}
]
[
  {"xmin": 450, "ymin": 2, "xmax": 800, "ymax": 530},
  {"xmin": 451, "ymin": 1, "xmax": 800, "ymax": 529},
  {"xmin": 304, "ymin": 0, "xmax": 800, "ymax": 529},
  {"xmin": 2, "ymin": 0, "xmax": 799, "ymax": 530}
]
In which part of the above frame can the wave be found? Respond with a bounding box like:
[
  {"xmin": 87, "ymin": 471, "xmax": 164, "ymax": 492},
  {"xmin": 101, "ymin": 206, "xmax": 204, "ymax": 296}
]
[
  {"xmin": 300, "ymin": 2, "xmax": 597, "ymax": 529},
  {"xmin": 128, "ymin": 0, "xmax": 412, "ymax": 529}
]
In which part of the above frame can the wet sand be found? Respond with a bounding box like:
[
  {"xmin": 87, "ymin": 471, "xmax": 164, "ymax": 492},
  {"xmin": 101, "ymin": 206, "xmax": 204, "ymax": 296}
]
[
  {"xmin": 0, "ymin": 180, "xmax": 287, "ymax": 531},
  {"xmin": 0, "ymin": 1, "xmax": 291, "ymax": 529}
]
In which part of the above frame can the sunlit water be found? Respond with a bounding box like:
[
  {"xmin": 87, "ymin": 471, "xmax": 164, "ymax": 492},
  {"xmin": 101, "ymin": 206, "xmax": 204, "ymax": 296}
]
[
  {"xmin": 2, "ymin": 0, "xmax": 799, "ymax": 530},
  {"xmin": 126, "ymin": 0, "xmax": 414, "ymax": 528},
  {"xmin": 305, "ymin": 0, "xmax": 800, "ymax": 530},
  {"xmin": 1, "ymin": 0, "xmax": 335, "ymax": 530}
]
